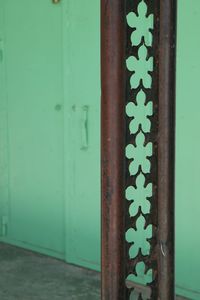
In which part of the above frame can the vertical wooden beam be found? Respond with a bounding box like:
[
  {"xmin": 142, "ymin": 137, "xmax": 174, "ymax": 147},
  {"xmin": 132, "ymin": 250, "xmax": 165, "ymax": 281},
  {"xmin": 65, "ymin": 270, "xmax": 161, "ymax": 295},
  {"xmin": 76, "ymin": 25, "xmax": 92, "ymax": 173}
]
[
  {"xmin": 101, "ymin": 0, "xmax": 126, "ymax": 299},
  {"xmin": 157, "ymin": 0, "xmax": 177, "ymax": 299}
]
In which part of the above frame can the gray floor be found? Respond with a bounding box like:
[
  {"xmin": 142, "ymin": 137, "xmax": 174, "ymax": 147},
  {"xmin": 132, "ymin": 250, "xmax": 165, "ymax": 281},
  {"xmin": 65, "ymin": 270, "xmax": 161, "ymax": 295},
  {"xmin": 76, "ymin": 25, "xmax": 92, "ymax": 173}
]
[
  {"xmin": 0, "ymin": 243, "xmax": 188, "ymax": 300},
  {"xmin": 0, "ymin": 243, "xmax": 100, "ymax": 300}
]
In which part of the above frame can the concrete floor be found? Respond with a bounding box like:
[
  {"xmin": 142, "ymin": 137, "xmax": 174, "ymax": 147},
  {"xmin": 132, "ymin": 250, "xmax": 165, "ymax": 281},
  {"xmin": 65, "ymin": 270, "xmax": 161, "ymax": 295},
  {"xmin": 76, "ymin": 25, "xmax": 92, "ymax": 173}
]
[
  {"xmin": 0, "ymin": 243, "xmax": 188, "ymax": 300},
  {"xmin": 0, "ymin": 243, "xmax": 100, "ymax": 300}
]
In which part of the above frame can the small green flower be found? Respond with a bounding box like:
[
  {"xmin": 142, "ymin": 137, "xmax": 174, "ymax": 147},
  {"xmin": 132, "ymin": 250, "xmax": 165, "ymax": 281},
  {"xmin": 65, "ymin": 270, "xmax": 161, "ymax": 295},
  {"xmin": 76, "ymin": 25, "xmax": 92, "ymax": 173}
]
[
  {"xmin": 127, "ymin": 0, "xmax": 153, "ymax": 47},
  {"xmin": 126, "ymin": 173, "xmax": 152, "ymax": 216},
  {"xmin": 126, "ymin": 215, "xmax": 152, "ymax": 258},
  {"xmin": 127, "ymin": 261, "xmax": 152, "ymax": 286},
  {"xmin": 126, "ymin": 45, "xmax": 153, "ymax": 89},
  {"xmin": 126, "ymin": 89, "xmax": 152, "ymax": 134},
  {"xmin": 126, "ymin": 132, "xmax": 152, "ymax": 175}
]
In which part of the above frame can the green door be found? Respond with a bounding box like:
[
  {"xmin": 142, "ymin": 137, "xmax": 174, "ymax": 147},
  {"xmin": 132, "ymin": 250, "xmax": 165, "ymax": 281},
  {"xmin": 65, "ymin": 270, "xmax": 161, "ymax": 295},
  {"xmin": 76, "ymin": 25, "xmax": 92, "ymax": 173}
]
[
  {"xmin": 0, "ymin": 0, "xmax": 100, "ymax": 269},
  {"xmin": 63, "ymin": 0, "xmax": 100, "ymax": 270},
  {"xmin": 0, "ymin": 0, "xmax": 65, "ymax": 258}
]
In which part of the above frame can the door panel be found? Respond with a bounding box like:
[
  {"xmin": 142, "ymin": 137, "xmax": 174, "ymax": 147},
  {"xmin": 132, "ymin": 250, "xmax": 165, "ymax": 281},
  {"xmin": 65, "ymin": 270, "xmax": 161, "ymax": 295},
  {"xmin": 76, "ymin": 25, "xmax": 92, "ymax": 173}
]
[
  {"xmin": 0, "ymin": 0, "xmax": 65, "ymax": 256},
  {"xmin": 63, "ymin": 0, "xmax": 101, "ymax": 270}
]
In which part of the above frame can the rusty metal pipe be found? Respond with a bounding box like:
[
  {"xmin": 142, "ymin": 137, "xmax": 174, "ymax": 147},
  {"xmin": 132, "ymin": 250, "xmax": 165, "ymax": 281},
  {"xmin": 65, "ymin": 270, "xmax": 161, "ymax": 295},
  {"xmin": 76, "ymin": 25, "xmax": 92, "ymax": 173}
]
[
  {"xmin": 101, "ymin": 0, "xmax": 126, "ymax": 299},
  {"xmin": 157, "ymin": 0, "xmax": 177, "ymax": 299}
]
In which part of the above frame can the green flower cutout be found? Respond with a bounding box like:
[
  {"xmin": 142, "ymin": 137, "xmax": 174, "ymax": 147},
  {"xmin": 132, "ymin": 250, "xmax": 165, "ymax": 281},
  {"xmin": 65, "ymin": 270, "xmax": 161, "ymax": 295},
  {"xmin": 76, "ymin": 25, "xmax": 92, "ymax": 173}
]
[
  {"xmin": 126, "ymin": 173, "xmax": 152, "ymax": 216},
  {"xmin": 126, "ymin": 215, "xmax": 152, "ymax": 258},
  {"xmin": 126, "ymin": 89, "xmax": 152, "ymax": 134},
  {"xmin": 129, "ymin": 289, "xmax": 149, "ymax": 300},
  {"xmin": 127, "ymin": 261, "xmax": 153, "ymax": 289},
  {"xmin": 127, "ymin": 0, "xmax": 153, "ymax": 46},
  {"xmin": 126, "ymin": 45, "xmax": 153, "ymax": 89},
  {"xmin": 126, "ymin": 132, "xmax": 152, "ymax": 175}
]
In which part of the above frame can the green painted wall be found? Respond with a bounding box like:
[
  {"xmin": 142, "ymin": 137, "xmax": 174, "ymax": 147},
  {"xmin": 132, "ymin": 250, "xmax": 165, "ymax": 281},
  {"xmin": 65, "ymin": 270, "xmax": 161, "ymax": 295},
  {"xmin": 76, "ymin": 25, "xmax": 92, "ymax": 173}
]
[
  {"xmin": 176, "ymin": 1, "xmax": 200, "ymax": 299},
  {"xmin": 0, "ymin": 0, "xmax": 199, "ymax": 299}
]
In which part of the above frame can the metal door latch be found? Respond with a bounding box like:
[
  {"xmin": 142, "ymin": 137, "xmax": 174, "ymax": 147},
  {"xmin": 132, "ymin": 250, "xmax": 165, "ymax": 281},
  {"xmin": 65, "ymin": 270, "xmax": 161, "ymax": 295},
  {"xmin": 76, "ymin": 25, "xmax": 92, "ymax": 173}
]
[
  {"xmin": 80, "ymin": 106, "xmax": 89, "ymax": 150},
  {"xmin": 52, "ymin": 0, "xmax": 60, "ymax": 4},
  {"xmin": 0, "ymin": 216, "xmax": 8, "ymax": 237}
]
